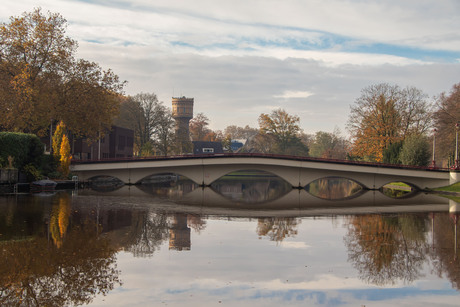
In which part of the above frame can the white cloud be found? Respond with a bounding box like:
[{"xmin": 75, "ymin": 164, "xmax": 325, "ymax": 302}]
[{"xmin": 274, "ymin": 91, "xmax": 314, "ymax": 99}]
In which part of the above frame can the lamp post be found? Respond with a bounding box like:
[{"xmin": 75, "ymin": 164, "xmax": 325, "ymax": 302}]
[{"xmin": 432, "ymin": 128, "xmax": 437, "ymax": 168}]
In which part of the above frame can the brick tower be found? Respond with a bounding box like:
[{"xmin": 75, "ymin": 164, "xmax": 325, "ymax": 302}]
[{"xmin": 172, "ymin": 96, "xmax": 194, "ymax": 153}]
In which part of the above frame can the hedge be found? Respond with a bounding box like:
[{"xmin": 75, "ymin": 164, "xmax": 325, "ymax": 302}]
[{"xmin": 0, "ymin": 132, "xmax": 44, "ymax": 170}]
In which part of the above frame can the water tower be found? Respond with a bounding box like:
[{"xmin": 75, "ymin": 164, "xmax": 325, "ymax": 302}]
[{"xmin": 172, "ymin": 96, "xmax": 194, "ymax": 153}]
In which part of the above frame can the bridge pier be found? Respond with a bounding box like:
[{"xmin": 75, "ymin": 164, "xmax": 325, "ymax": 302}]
[{"xmin": 450, "ymin": 171, "xmax": 460, "ymax": 185}]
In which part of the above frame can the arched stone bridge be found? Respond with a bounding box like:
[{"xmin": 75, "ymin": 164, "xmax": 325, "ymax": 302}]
[{"xmin": 70, "ymin": 154, "xmax": 457, "ymax": 190}]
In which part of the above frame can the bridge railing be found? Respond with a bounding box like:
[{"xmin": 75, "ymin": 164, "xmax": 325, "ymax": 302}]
[{"xmin": 71, "ymin": 153, "xmax": 450, "ymax": 172}]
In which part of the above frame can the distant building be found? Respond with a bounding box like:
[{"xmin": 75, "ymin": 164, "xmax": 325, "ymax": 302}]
[
  {"xmin": 192, "ymin": 141, "xmax": 224, "ymax": 155},
  {"xmin": 73, "ymin": 125, "xmax": 134, "ymax": 160},
  {"xmin": 230, "ymin": 140, "xmax": 244, "ymax": 152},
  {"xmin": 169, "ymin": 213, "xmax": 191, "ymax": 251},
  {"xmin": 172, "ymin": 96, "xmax": 194, "ymax": 154}
]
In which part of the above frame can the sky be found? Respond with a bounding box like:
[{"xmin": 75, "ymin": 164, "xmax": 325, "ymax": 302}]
[{"xmin": 2, "ymin": 0, "xmax": 460, "ymax": 135}]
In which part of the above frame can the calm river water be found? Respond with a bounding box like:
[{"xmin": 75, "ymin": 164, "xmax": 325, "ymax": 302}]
[{"xmin": 1, "ymin": 172, "xmax": 460, "ymax": 306}]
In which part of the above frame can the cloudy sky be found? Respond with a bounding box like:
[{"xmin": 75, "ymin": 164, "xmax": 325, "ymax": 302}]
[{"xmin": 2, "ymin": 0, "xmax": 460, "ymax": 135}]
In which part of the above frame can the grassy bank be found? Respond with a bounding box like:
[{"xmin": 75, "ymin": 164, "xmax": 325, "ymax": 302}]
[{"xmin": 432, "ymin": 182, "xmax": 460, "ymax": 193}]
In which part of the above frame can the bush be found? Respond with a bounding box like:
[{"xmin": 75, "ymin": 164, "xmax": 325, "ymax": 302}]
[
  {"xmin": 23, "ymin": 163, "xmax": 41, "ymax": 182},
  {"xmin": 399, "ymin": 134, "xmax": 431, "ymax": 166},
  {"xmin": 383, "ymin": 141, "xmax": 403, "ymax": 164},
  {"xmin": 40, "ymin": 154, "xmax": 59, "ymax": 178},
  {"xmin": 0, "ymin": 132, "xmax": 44, "ymax": 170}
]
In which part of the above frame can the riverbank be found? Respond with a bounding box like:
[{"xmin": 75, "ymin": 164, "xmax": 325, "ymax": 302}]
[
  {"xmin": 426, "ymin": 182, "xmax": 460, "ymax": 202},
  {"xmin": 0, "ymin": 180, "xmax": 79, "ymax": 195}
]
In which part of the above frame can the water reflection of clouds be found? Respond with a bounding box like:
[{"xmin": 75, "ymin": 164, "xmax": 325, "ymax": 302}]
[
  {"xmin": 94, "ymin": 274, "xmax": 458, "ymax": 307},
  {"xmin": 85, "ymin": 214, "xmax": 460, "ymax": 307}
]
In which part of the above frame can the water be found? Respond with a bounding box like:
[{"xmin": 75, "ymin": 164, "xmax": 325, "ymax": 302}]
[{"xmin": 1, "ymin": 172, "xmax": 460, "ymax": 306}]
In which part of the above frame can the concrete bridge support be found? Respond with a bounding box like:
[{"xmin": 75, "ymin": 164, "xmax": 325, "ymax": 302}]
[{"xmin": 450, "ymin": 171, "xmax": 460, "ymax": 185}]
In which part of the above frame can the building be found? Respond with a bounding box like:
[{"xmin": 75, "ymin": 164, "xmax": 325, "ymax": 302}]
[
  {"xmin": 172, "ymin": 96, "xmax": 194, "ymax": 154},
  {"xmin": 73, "ymin": 125, "xmax": 134, "ymax": 160},
  {"xmin": 192, "ymin": 141, "xmax": 224, "ymax": 155},
  {"xmin": 230, "ymin": 140, "xmax": 244, "ymax": 152}
]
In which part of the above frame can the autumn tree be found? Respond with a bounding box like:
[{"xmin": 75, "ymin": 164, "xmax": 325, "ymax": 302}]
[
  {"xmin": 257, "ymin": 108, "xmax": 308, "ymax": 156},
  {"xmin": 0, "ymin": 8, "xmax": 124, "ymax": 137},
  {"xmin": 433, "ymin": 83, "xmax": 460, "ymax": 166},
  {"xmin": 52, "ymin": 121, "xmax": 65, "ymax": 157},
  {"xmin": 348, "ymin": 83, "xmax": 432, "ymax": 162},
  {"xmin": 189, "ymin": 113, "xmax": 211, "ymax": 141},
  {"xmin": 56, "ymin": 59, "xmax": 123, "ymax": 140},
  {"xmin": 59, "ymin": 133, "xmax": 71, "ymax": 177}
]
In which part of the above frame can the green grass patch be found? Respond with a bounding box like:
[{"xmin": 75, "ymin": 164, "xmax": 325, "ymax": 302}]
[
  {"xmin": 382, "ymin": 182, "xmax": 412, "ymax": 191},
  {"xmin": 433, "ymin": 182, "xmax": 460, "ymax": 193}
]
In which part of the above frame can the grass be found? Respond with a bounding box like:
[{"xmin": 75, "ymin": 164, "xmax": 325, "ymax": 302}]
[{"xmin": 432, "ymin": 182, "xmax": 460, "ymax": 193}]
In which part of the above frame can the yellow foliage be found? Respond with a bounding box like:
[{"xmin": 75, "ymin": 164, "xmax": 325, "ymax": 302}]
[
  {"xmin": 59, "ymin": 134, "xmax": 72, "ymax": 177},
  {"xmin": 52, "ymin": 121, "xmax": 66, "ymax": 157}
]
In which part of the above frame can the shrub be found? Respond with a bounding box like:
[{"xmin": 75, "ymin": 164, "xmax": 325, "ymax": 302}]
[
  {"xmin": 0, "ymin": 132, "xmax": 44, "ymax": 170},
  {"xmin": 399, "ymin": 134, "xmax": 431, "ymax": 166}
]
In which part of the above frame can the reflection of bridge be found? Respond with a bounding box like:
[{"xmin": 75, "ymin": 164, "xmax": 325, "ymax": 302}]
[
  {"xmin": 71, "ymin": 154, "xmax": 457, "ymax": 189},
  {"xmin": 77, "ymin": 185, "xmax": 459, "ymax": 214}
]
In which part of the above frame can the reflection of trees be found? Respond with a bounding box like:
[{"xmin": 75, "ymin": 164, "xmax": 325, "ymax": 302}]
[
  {"xmin": 49, "ymin": 193, "xmax": 71, "ymax": 248},
  {"xmin": 211, "ymin": 174, "xmax": 292, "ymax": 203},
  {"xmin": 124, "ymin": 210, "xmax": 170, "ymax": 257},
  {"xmin": 430, "ymin": 213, "xmax": 460, "ymax": 290},
  {"xmin": 124, "ymin": 211, "xmax": 207, "ymax": 256},
  {"xmin": 137, "ymin": 174, "xmax": 199, "ymax": 199},
  {"xmin": 188, "ymin": 214, "xmax": 207, "ymax": 234},
  {"xmin": 306, "ymin": 177, "xmax": 362, "ymax": 200},
  {"xmin": 0, "ymin": 221, "xmax": 120, "ymax": 306},
  {"xmin": 257, "ymin": 217, "xmax": 300, "ymax": 242},
  {"xmin": 344, "ymin": 214, "xmax": 429, "ymax": 286}
]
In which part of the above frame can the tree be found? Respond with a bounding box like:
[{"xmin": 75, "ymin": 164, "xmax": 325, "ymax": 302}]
[
  {"xmin": 348, "ymin": 83, "xmax": 432, "ymax": 162},
  {"xmin": 59, "ymin": 133, "xmax": 71, "ymax": 177},
  {"xmin": 399, "ymin": 134, "xmax": 430, "ymax": 166},
  {"xmin": 0, "ymin": 8, "xmax": 76, "ymax": 135},
  {"xmin": 56, "ymin": 59, "xmax": 123, "ymax": 140},
  {"xmin": 224, "ymin": 125, "xmax": 258, "ymax": 140},
  {"xmin": 152, "ymin": 104, "xmax": 175, "ymax": 156},
  {"xmin": 433, "ymin": 83, "xmax": 460, "ymax": 166},
  {"xmin": 309, "ymin": 129, "xmax": 349, "ymax": 159},
  {"xmin": 0, "ymin": 8, "xmax": 124, "ymax": 137},
  {"xmin": 257, "ymin": 108, "xmax": 308, "ymax": 155},
  {"xmin": 189, "ymin": 113, "xmax": 211, "ymax": 141},
  {"xmin": 382, "ymin": 141, "xmax": 403, "ymax": 164},
  {"xmin": 399, "ymin": 86, "xmax": 433, "ymax": 137},
  {"xmin": 115, "ymin": 93, "xmax": 175, "ymax": 156},
  {"xmin": 52, "ymin": 121, "xmax": 65, "ymax": 157}
]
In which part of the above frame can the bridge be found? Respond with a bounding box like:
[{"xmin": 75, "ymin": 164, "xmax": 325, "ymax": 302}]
[{"xmin": 70, "ymin": 153, "xmax": 458, "ymax": 190}]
